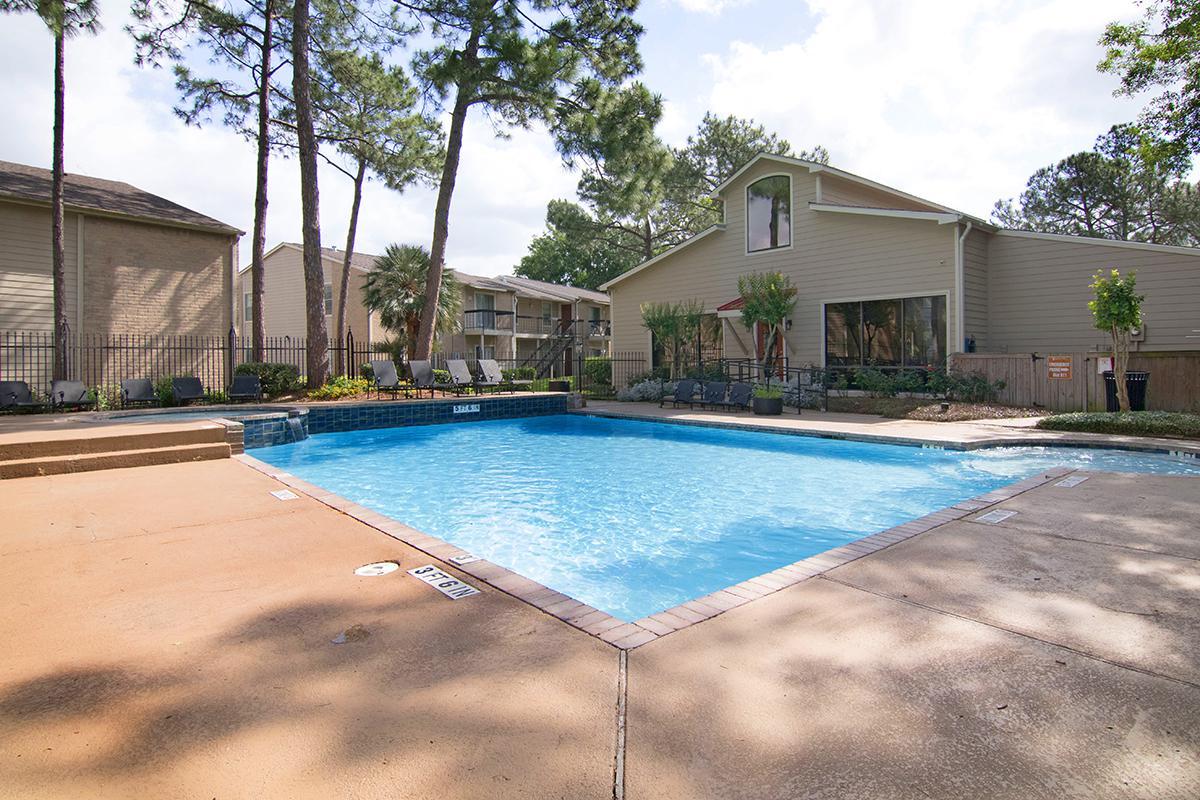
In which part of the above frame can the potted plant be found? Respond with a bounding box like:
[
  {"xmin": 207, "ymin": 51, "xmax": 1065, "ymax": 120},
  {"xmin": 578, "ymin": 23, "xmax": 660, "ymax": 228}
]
[
  {"xmin": 753, "ymin": 383, "xmax": 783, "ymax": 415},
  {"xmin": 1088, "ymin": 269, "xmax": 1147, "ymax": 411}
]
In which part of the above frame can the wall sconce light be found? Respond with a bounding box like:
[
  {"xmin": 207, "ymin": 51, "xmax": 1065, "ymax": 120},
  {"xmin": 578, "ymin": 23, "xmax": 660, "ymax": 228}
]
[{"xmin": 784, "ymin": 318, "xmax": 793, "ymax": 331}]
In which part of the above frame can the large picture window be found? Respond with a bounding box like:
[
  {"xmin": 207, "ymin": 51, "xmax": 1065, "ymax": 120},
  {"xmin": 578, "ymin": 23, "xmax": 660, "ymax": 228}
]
[
  {"xmin": 746, "ymin": 175, "xmax": 791, "ymax": 252},
  {"xmin": 824, "ymin": 295, "xmax": 946, "ymax": 369}
]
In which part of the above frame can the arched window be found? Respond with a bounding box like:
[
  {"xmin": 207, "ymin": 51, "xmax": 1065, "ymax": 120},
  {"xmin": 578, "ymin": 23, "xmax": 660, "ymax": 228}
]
[{"xmin": 746, "ymin": 175, "xmax": 791, "ymax": 252}]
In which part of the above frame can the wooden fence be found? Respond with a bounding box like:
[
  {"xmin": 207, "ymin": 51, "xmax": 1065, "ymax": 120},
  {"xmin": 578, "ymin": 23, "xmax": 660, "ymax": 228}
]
[{"xmin": 950, "ymin": 351, "xmax": 1200, "ymax": 413}]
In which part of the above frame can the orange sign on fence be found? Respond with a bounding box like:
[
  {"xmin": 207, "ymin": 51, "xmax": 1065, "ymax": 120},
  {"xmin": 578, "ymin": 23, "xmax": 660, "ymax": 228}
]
[{"xmin": 1047, "ymin": 355, "xmax": 1073, "ymax": 380}]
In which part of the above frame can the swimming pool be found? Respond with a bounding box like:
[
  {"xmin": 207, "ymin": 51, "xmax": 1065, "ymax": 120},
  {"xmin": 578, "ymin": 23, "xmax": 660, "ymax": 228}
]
[{"xmin": 255, "ymin": 414, "xmax": 1200, "ymax": 621}]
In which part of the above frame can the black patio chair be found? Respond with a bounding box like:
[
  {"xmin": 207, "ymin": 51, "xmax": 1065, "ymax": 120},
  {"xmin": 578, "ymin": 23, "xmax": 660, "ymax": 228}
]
[
  {"xmin": 121, "ymin": 378, "xmax": 159, "ymax": 408},
  {"xmin": 51, "ymin": 380, "xmax": 94, "ymax": 411},
  {"xmin": 172, "ymin": 377, "xmax": 205, "ymax": 405},
  {"xmin": 228, "ymin": 374, "xmax": 263, "ymax": 403},
  {"xmin": 409, "ymin": 360, "xmax": 455, "ymax": 398},
  {"xmin": 445, "ymin": 359, "xmax": 479, "ymax": 396},
  {"xmin": 699, "ymin": 380, "xmax": 729, "ymax": 410},
  {"xmin": 0, "ymin": 381, "xmax": 45, "ymax": 413},
  {"xmin": 660, "ymin": 378, "xmax": 699, "ymax": 409},
  {"xmin": 478, "ymin": 359, "xmax": 530, "ymax": 393},
  {"xmin": 369, "ymin": 359, "xmax": 408, "ymax": 399},
  {"xmin": 723, "ymin": 382, "xmax": 754, "ymax": 412}
]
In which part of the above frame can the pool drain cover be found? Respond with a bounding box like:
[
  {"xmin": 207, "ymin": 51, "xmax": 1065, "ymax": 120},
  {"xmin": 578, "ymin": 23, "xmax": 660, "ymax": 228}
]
[{"xmin": 355, "ymin": 561, "xmax": 400, "ymax": 577}]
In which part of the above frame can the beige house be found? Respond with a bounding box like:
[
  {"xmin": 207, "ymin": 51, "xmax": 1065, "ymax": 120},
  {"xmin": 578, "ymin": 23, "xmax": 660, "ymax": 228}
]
[
  {"xmin": 0, "ymin": 160, "xmax": 241, "ymax": 337},
  {"xmin": 601, "ymin": 153, "xmax": 1200, "ymax": 371},
  {"xmin": 241, "ymin": 244, "xmax": 611, "ymax": 369}
]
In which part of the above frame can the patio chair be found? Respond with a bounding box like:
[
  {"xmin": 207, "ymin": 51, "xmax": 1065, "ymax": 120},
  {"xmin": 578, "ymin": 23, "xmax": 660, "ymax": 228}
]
[
  {"xmin": 121, "ymin": 378, "xmax": 159, "ymax": 408},
  {"xmin": 0, "ymin": 381, "xmax": 45, "ymax": 413},
  {"xmin": 723, "ymin": 382, "xmax": 754, "ymax": 412},
  {"xmin": 369, "ymin": 360, "xmax": 407, "ymax": 399},
  {"xmin": 445, "ymin": 359, "xmax": 482, "ymax": 396},
  {"xmin": 409, "ymin": 360, "xmax": 455, "ymax": 398},
  {"xmin": 172, "ymin": 377, "xmax": 205, "ymax": 406},
  {"xmin": 478, "ymin": 359, "xmax": 531, "ymax": 393},
  {"xmin": 660, "ymin": 378, "xmax": 699, "ymax": 409},
  {"xmin": 50, "ymin": 380, "xmax": 94, "ymax": 411},
  {"xmin": 699, "ymin": 380, "xmax": 729, "ymax": 410},
  {"xmin": 228, "ymin": 374, "xmax": 263, "ymax": 403}
]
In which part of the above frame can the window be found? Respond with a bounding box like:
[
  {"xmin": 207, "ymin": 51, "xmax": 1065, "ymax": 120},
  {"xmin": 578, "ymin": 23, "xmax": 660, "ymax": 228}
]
[
  {"xmin": 474, "ymin": 293, "xmax": 495, "ymax": 311},
  {"xmin": 243, "ymin": 291, "xmax": 252, "ymax": 323},
  {"xmin": 824, "ymin": 295, "xmax": 946, "ymax": 369},
  {"xmin": 324, "ymin": 283, "xmax": 333, "ymax": 316},
  {"xmin": 474, "ymin": 344, "xmax": 495, "ymax": 360},
  {"xmin": 589, "ymin": 306, "xmax": 601, "ymax": 322},
  {"xmin": 474, "ymin": 293, "xmax": 496, "ymax": 328},
  {"xmin": 746, "ymin": 175, "xmax": 791, "ymax": 252}
]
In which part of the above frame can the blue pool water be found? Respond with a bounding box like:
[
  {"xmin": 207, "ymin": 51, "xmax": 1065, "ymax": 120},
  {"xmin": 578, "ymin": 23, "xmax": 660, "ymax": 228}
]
[{"xmin": 255, "ymin": 414, "xmax": 1200, "ymax": 621}]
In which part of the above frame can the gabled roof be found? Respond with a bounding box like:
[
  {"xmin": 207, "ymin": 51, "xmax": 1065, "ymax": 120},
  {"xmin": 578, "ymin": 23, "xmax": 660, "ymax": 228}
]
[
  {"xmin": 0, "ymin": 159, "xmax": 242, "ymax": 235},
  {"xmin": 597, "ymin": 225, "xmax": 725, "ymax": 291}
]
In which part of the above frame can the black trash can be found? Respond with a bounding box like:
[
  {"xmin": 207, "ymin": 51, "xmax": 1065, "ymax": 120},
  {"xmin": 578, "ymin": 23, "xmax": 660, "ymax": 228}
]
[
  {"xmin": 1102, "ymin": 370, "xmax": 1149, "ymax": 412},
  {"xmin": 548, "ymin": 379, "xmax": 570, "ymax": 393}
]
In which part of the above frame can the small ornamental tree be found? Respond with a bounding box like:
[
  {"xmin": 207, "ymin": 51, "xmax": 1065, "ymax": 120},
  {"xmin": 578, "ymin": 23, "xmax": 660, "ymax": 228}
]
[
  {"xmin": 640, "ymin": 299, "xmax": 704, "ymax": 379},
  {"xmin": 737, "ymin": 272, "xmax": 797, "ymax": 377},
  {"xmin": 1088, "ymin": 268, "xmax": 1145, "ymax": 411}
]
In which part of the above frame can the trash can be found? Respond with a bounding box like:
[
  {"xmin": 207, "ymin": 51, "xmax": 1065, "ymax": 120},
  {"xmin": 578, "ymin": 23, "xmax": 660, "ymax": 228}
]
[
  {"xmin": 548, "ymin": 379, "xmax": 570, "ymax": 392},
  {"xmin": 1102, "ymin": 371, "xmax": 1149, "ymax": 412}
]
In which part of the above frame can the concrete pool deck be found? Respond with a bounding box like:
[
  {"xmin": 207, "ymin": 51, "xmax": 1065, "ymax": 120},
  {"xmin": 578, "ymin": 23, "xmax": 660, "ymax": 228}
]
[{"xmin": 1, "ymin": 441, "xmax": 1198, "ymax": 796}]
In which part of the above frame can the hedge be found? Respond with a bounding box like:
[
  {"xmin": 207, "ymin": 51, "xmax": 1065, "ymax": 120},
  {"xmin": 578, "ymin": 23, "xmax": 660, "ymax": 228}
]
[{"xmin": 1036, "ymin": 411, "xmax": 1200, "ymax": 439}]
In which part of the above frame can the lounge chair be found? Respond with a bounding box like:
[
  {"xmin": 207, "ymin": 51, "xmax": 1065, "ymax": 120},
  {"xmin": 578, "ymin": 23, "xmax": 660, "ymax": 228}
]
[
  {"xmin": 172, "ymin": 377, "xmax": 205, "ymax": 405},
  {"xmin": 228, "ymin": 374, "xmax": 263, "ymax": 403},
  {"xmin": 409, "ymin": 360, "xmax": 454, "ymax": 398},
  {"xmin": 478, "ymin": 359, "xmax": 531, "ymax": 393},
  {"xmin": 121, "ymin": 378, "xmax": 158, "ymax": 408},
  {"xmin": 445, "ymin": 359, "xmax": 480, "ymax": 395},
  {"xmin": 660, "ymin": 378, "xmax": 699, "ymax": 408},
  {"xmin": 51, "ymin": 380, "xmax": 94, "ymax": 411},
  {"xmin": 0, "ymin": 381, "xmax": 45, "ymax": 413},
  {"xmin": 369, "ymin": 360, "xmax": 407, "ymax": 399},
  {"xmin": 723, "ymin": 382, "xmax": 754, "ymax": 412},
  {"xmin": 699, "ymin": 380, "xmax": 728, "ymax": 410}
]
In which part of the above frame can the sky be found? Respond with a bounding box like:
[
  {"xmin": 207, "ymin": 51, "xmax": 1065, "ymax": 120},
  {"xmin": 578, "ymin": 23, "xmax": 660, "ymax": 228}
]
[{"xmin": 0, "ymin": 0, "xmax": 1153, "ymax": 277}]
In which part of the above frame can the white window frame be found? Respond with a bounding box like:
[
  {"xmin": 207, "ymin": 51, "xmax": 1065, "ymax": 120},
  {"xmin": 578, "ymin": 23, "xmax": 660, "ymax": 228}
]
[{"xmin": 745, "ymin": 173, "xmax": 794, "ymax": 256}]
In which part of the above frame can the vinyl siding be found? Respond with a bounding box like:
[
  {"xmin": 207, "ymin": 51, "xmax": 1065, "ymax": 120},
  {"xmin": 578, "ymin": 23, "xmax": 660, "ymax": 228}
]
[
  {"xmin": 611, "ymin": 160, "xmax": 958, "ymax": 365},
  {"xmin": 987, "ymin": 233, "xmax": 1200, "ymax": 353},
  {"xmin": 247, "ymin": 245, "xmax": 372, "ymax": 341},
  {"xmin": 818, "ymin": 174, "xmax": 944, "ymax": 212},
  {"xmin": 962, "ymin": 227, "xmax": 989, "ymax": 350},
  {"xmin": 0, "ymin": 202, "xmax": 79, "ymax": 331}
]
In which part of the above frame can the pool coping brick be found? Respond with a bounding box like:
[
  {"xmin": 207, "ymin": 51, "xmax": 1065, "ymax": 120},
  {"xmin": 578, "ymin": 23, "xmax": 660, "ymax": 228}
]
[{"xmin": 234, "ymin": 422, "xmax": 1081, "ymax": 650}]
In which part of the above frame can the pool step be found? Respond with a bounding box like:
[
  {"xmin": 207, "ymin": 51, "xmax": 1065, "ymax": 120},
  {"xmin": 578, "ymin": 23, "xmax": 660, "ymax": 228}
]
[
  {"xmin": 0, "ymin": 441, "xmax": 230, "ymax": 480},
  {"xmin": 0, "ymin": 423, "xmax": 228, "ymax": 462}
]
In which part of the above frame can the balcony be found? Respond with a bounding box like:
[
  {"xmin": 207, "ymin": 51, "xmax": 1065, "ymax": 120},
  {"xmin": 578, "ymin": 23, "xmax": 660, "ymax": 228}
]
[
  {"xmin": 462, "ymin": 309, "xmax": 514, "ymax": 333},
  {"xmin": 461, "ymin": 312, "xmax": 610, "ymax": 338}
]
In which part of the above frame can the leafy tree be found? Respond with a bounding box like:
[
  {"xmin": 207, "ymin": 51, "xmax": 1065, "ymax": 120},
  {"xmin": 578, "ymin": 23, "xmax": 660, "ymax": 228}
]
[
  {"xmin": 1100, "ymin": 1, "xmax": 1200, "ymax": 154},
  {"xmin": 396, "ymin": 0, "xmax": 646, "ymax": 361},
  {"xmin": 992, "ymin": 124, "xmax": 1200, "ymax": 244},
  {"xmin": 640, "ymin": 299, "xmax": 703, "ymax": 379},
  {"xmin": 130, "ymin": 0, "xmax": 287, "ymax": 362},
  {"xmin": 1089, "ymin": 268, "xmax": 1145, "ymax": 412},
  {"xmin": 2, "ymin": 0, "xmax": 101, "ymax": 378},
  {"xmin": 362, "ymin": 244, "xmax": 462, "ymax": 354},
  {"xmin": 312, "ymin": 48, "xmax": 442, "ymax": 368},
  {"xmin": 514, "ymin": 200, "xmax": 641, "ymax": 288},
  {"xmin": 737, "ymin": 271, "xmax": 797, "ymax": 377}
]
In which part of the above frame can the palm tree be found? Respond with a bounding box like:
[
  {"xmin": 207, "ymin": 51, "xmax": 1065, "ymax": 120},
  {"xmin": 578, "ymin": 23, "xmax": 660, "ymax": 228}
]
[
  {"xmin": 1, "ymin": 0, "xmax": 100, "ymax": 378},
  {"xmin": 363, "ymin": 244, "xmax": 462, "ymax": 357}
]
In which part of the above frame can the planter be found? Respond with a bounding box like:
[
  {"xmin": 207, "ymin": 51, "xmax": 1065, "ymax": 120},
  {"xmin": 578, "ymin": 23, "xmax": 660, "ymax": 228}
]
[
  {"xmin": 753, "ymin": 396, "xmax": 783, "ymax": 415},
  {"xmin": 1102, "ymin": 371, "xmax": 1149, "ymax": 412},
  {"xmin": 548, "ymin": 380, "xmax": 571, "ymax": 393}
]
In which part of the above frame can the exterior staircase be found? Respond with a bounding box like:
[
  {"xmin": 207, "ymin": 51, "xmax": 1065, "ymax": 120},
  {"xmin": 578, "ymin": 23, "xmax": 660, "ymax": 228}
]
[
  {"xmin": 0, "ymin": 422, "xmax": 230, "ymax": 479},
  {"xmin": 519, "ymin": 321, "xmax": 577, "ymax": 378}
]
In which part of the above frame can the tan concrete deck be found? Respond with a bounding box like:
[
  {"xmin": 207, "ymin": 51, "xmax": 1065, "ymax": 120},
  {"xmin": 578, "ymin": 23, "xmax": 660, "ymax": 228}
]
[
  {"xmin": 1, "ymin": 456, "xmax": 1197, "ymax": 798},
  {"xmin": 584, "ymin": 400, "xmax": 1200, "ymax": 455}
]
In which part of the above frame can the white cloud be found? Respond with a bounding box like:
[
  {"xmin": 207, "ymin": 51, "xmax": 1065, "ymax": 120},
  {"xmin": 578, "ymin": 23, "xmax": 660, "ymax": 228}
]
[
  {"xmin": 699, "ymin": 0, "xmax": 1147, "ymax": 217},
  {"xmin": 0, "ymin": 7, "xmax": 578, "ymax": 278},
  {"xmin": 668, "ymin": 0, "xmax": 753, "ymax": 14}
]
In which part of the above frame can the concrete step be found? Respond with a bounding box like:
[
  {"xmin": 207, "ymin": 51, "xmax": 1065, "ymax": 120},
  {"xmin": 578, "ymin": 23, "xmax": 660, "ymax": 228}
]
[
  {"xmin": 0, "ymin": 423, "xmax": 228, "ymax": 462},
  {"xmin": 0, "ymin": 442, "xmax": 231, "ymax": 480}
]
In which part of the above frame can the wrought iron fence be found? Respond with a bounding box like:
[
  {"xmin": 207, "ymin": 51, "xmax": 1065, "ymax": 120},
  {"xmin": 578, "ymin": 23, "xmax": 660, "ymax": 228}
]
[{"xmin": 1, "ymin": 328, "xmax": 374, "ymax": 397}]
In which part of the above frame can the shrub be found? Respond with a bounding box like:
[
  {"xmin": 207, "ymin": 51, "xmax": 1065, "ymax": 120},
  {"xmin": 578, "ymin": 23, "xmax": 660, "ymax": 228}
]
[
  {"xmin": 583, "ymin": 357, "xmax": 612, "ymax": 386},
  {"xmin": 945, "ymin": 370, "xmax": 1006, "ymax": 402},
  {"xmin": 359, "ymin": 362, "xmax": 375, "ymax": 381},
  {"xmin": 88, "ymin": 384, "xmax": 121, "ymax": 411},
  {"xmin": 503, "ymin": 365, "xmax": 536, "ymax": 381},
  {"xmin": 153, "ymin": 375, "xmax": 187, "ymax": 407},
  {"xmin": 306, "ymin": 376, "xmax": 370, "ymax": 401},
  {"xmin": 235, "ymin": 362, "xmax": 301, "ymax": 397},
  {"xmin": 1036, "ymin": 411, "xmax": 1200, "ymax": 439},
  {"xmin": 854, "ymin": 367, "xmax": 900, "ymax": 398},
  {"xmin": 682, "ymin": 362, "xmax": 727, "ymax": 381},
  {"xmin": 753, "ymin": 383, "xmax": 783, "ymax": 399},
  {"xmin": 433, "ymin": 368, "xmax": 451, "ymax": 385},
  {"xmin": 617, "ymin": 378, "xmax": 674, "ymax": 402},
  {"xmin": 625, "ymin": 367, "xmax": 670, "ymax": 387}
]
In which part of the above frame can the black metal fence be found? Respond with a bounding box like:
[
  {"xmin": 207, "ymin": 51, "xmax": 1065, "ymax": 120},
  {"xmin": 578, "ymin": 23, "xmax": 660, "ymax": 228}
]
[{"xmin": 1, "ymin": 328, "xmax": 375, "ymax": 396}]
